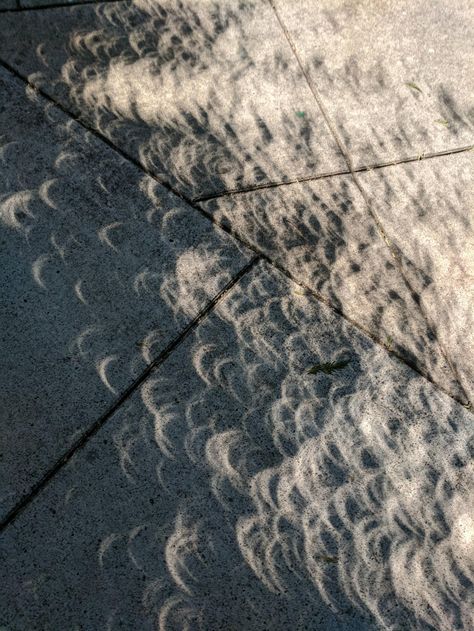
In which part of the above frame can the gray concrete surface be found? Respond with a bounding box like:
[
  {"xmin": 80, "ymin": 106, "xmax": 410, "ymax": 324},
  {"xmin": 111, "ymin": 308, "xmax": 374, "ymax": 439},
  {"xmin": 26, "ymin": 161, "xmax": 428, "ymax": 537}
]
[
  {"xmin": 0, "ymin": 0, "xmax": 471, "ymax": 405},
  {"xmin": 1, "ymin": 262, "xmax": 472, "ymax": 630},
  {"xmin": 358, "ymin": 152, "xmax": 474, "ymax": 402},
  {"xmin": 0, "ymin": 66, "xmax": 250, "ymax": 520},
  {"xmin": 200, "ymin": 176, "xmax": 462, "ymax": 399},
  {"xmin": 0, "ymin": 0, "xmax": 345, "ymax": 198},
  {"xmin": 274, "ymin": 0, "xmax": 474, "ymax": 167},
  {"xmin": 0, "ymin": 1, "xmax": 473, "ymax": 630},
  {"xmin": 20, "ymin": 0, "xmax": 93, "ymax": 6},
  {"xmin": 0, "ymin": 0, "xmax": 16, "ymax": 9}
]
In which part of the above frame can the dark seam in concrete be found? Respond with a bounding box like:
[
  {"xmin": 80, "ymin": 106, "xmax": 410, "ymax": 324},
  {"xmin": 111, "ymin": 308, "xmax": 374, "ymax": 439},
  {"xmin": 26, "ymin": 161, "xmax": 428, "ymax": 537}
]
[
  {"xmin": 193, "ymin": 144, "xmax": 474, "ymax": 203},
  {"xmin": 0, "ymin": 256, "xmax": 261, "ymax": 533},
  {"xmin": 0, "ymin": 0, "xmax": 126, "ymax": 13},
  {"xmin": 219, "ymin": 244, "xmax": 471, "ymax": 408},
  {"xmin": 267, "ymin": 1, "xmax": 356, "ymax": 170},
  {"xmin": 0, "ymin": 59, "xmax": 469, "ymax": 410},
  {"xmin": 268, "ymin": 0, "xmax": 471, "ymax": 405},
  {"xmin": 194, "ymin": 168, "xmax": 354, "ymax": 202}
]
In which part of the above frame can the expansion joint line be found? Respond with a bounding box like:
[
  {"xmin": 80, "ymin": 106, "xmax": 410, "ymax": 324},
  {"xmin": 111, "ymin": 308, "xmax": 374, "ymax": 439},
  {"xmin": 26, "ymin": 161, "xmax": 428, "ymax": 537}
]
[
  {"xmin": 0, "ymin": 55, "xmax": 469, "ymax": 408},
  {"xmin": 0, "ymin": 0, "xmax": 126, "ymax": 14},
  {"xmin": 193, "ymin": 144, "xmax": 474, "ymax": 203},
  {"xmin": 0, "ymin": 256, "xmax": 260, "ymax": 533},
  {"xmin": 268, "ymin": 0, "xmax": 471, "ymax": 405}
]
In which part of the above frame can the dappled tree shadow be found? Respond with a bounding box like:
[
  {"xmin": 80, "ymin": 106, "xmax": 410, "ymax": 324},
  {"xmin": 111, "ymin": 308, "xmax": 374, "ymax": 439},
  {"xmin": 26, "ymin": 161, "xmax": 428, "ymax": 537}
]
[
  {"xmin": 357, "ymin": 153, "xmax": 474, "ymax": 402},
  {"xmin": 0, "ymin": 0, "xmax": 343, "ymax": 198},
  {"xmin": 199, "ymin": 174, "xmax": 463, "ymax": 399},
  {"xmin": 120, "ymin": 266, "xmax": 473, "ymax": 631},
  {"xmin": 0, "ymin": 0, "xmax": 468, "ymax": 401},
  {"xmin": 274, "ymin": 0, "xmax": 474, "ymax": 166},
  {"xmin": 2, "ymin": 264, "xmax": 472, "ymax": 630},
  {"xmin": 0, "ymin": 66, "xmax": 248, "ymax": 517},
  {"xmin": 0, "ymin": 2, "xmax": 473, "ymax": 630}
]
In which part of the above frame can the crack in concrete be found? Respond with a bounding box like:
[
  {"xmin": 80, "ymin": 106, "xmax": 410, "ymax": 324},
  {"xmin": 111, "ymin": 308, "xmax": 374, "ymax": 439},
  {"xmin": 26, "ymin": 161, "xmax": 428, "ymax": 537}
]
[
  {"xmin": 0, "ymin": 255, "xmax": 261, "ymax": 533},
  {"xmin": 0, "ymin": 0, "xmax": 125, "ymax": 14},
  {"xmin": 193, "ymin": 143, "xmax": 474, "ymax": 202},
  {"xmin": 0, "ymin": 57, "xmax": 468, "ymax": 407},
  {"xmin": 1, "ymin": 33, "xmax": 472, "ymax": 527},
  {"xmin": 268, "ymin": 0, "xmax": 471, "ymax": 406}
]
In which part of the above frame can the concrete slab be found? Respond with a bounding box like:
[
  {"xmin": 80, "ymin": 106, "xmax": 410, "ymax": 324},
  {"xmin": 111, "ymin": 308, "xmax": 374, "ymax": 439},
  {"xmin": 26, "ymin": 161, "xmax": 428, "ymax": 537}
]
[
  {"xmin": 0, "ymin": 0, "xmax": 345, "ymax": 198},
  {"xmin": 200, "ymin": 177, "xmax": 463, "ymax": 400},
  {"xmin": 0, "ymin": 66, "xmax": 250, "ymax": 520},
  {"xmin": 274, "ymin": 0, "xmax": 474, "ymax": 167},
  {"xmin": 19, "ymin": 0, "xmax": 94, "ymax": 6},
  {"xmin": 357, "ymin": 151, "xmax": 474, "ymax": 403},
  {"xmin": 0, "ymin": 0, "xmax": 16, "ymax": 9},
  {"xmin": 1, "ymin": 261, "xmax": 472, "ymax": 630}
]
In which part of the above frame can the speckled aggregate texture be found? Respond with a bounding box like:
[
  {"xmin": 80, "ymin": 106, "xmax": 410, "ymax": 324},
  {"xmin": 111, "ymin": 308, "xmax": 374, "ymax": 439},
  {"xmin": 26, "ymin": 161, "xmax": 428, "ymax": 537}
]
[
  {"xmin": 274, "ymin": 0, "xmax": 474, "ymax": 166},
  {"xmin": 1, "ymin": 263, "xmax": 473, "ymax": 630},
  {"xmin": 0, "ymin": 0, "xmax": 345, "ymax": 198},
  {"xmin": 200, "ymin": 176, "xmax": 462, "ymax": 399},
  {"xmin": 20, "ymin": 0, "xmax": 92, "ymax": 6},
  {"xmin": 358, "ymin": 151, "xmax": 474, "ymax": 402},
  {"xmin": 0, "ymin": 1, "xmax": 473, "ymax": 629},
  {"xmin": 0, "ymin": 66, "xmax": 250, "ymax": 520}
]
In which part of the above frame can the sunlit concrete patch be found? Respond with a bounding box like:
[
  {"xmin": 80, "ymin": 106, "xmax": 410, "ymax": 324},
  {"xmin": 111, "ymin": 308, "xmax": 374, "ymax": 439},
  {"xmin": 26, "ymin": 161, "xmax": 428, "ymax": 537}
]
[
  {"xmin": 0, "ymin": 0, "xmax": 345, "ymax": 198},
  {"xmin": 274, "ymin": 0, "xmax": 474, "ymax": 167},
  {"xmin": 1, "ymin": 261, "xmax": 473, "ymax": 630},
  {"xmin": 200, "ymin": 177, "xmax": 464, "ymax": 400},
  {"xmin": 0, "ymin": 66, "xmax": 251, "ymax": 520},
  {"xmin": 357, "ymin": 151, "xmax": 474, "ymax": 404}
]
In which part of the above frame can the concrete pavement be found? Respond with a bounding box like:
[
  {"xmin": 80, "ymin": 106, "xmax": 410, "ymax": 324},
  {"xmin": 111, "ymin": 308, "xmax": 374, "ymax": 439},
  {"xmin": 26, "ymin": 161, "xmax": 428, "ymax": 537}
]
[{"xmin": 0, "ymin": 1, "xmax": 473, "ymax": 629}]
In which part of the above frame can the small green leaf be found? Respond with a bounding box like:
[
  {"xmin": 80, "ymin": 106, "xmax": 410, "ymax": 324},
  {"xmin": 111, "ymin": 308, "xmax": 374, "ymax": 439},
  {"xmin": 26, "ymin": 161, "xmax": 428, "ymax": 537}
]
[
  {"xmin": 434, "ymin": 118, "xmax": 449, "ymax": 127},
  {"xmin": 405, "ymin": 81, "xmax": 422, "ymax": 93},
  {"xmin": 296, "ymin": 111, "xmax": 306, "ymax": 118},
  {"xmin": 307, "ymin": 359, "xmax": 351, "ymax": 375},
  {"xmin": 386, "ymin": 336, "xmax": 393, "ymax": 351}
]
